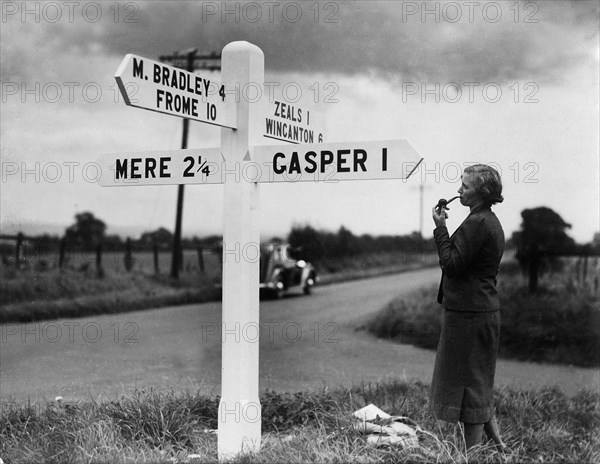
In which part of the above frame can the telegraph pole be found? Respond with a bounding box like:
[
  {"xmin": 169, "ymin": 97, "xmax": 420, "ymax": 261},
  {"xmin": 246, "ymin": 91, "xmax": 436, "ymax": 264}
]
[
  {"xmin": 411, "ymin": 183, "xmax": 431, "ymax": 259},
  {"xmin": 159, "ymin": 49, "xmax": 221, "ymax": 279},
  {"xmin": 419, "ymin": 184, "xmax": 424, "ymax": 239},
  {"xmin": 411, "ymin": 184, "xmax": 430, "ymax": 239},
  {"xmin": 415, "ymin": 184, "xmax": 429, "ymax": 261}
]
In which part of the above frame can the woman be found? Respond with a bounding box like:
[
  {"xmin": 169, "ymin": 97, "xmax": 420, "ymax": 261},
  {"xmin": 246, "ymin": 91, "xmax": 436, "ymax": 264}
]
[{"xmin": 430, "ymin": 164, "xmax": 507, "ymax": 452}]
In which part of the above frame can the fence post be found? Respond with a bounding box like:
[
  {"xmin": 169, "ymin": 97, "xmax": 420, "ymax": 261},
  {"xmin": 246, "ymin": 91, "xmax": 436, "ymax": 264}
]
[
  {"xmin": 528, "ymin": 252, "xmax": 539, "ymax": 293},
  {"xmin": 217, "ymin": 245, "xmax": 223, "ymax": 269},
  {"xmin": 594, "ymin": 264, "xmax": 599, "ymax": 295},
  {"xmin": 197, "ymin": 246, "xmax": 205, "ymax": 273},
  {"xmin": 59, "ymin": 237, "xmax": 66, "ymax": 270},
  {"xmin": 124, "ymin": 237, "xmax": 133, "ymax": 272},
  {"xmin": 153, "ymin": 241, "xmax": 159, "ymax": 274},
  {"xmin": 15, "ymin": 232, "xmax": 23, "ymax": 269},
  {"xmin": 96, "ymin": 243, "xmax": 103, "ymax": 277}
]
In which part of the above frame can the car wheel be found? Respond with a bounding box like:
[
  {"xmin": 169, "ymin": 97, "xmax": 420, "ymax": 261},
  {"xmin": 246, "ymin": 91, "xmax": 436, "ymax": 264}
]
[
  {"xmin": 274, "ymin": 280, "xmax": 285, "ymax": 299},
  {"xmin": 303, "ymin": 275, "xmax": 315, "ymax": 295}
]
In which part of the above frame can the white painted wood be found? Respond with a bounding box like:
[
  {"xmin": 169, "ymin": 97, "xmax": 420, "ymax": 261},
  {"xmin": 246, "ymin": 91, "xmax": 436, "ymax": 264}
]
[
  {"xmin": 97, "ymin": 138, "xmax": 422, "ymax": 186},
  {"xmin": 218, "ymin": 41, "xmax": 264, "ymax": 460},
  {"xmin": 98, "ymin": 148, "xmax": 224, "ymax": 186},
  {"xmin": 251, "ymin": 139, "xmax": 422, "ymax": 182},
  {"xmin": 114, "ymin": 53, "xmax": 237, "ymax": 128},
  {"xmin": 263, "ymin": 101, "xmax": 325, "ymax": 144}
]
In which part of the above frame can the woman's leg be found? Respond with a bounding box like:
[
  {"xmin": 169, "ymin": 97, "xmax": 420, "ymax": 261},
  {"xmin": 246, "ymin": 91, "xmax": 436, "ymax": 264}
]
[
  {"xmin": 463, "ymin": 423, "xmax": 483, "ymax": 449},
  {"xmin": 484, "ymin": 415, "xmax": 507, "ymax": 452}
]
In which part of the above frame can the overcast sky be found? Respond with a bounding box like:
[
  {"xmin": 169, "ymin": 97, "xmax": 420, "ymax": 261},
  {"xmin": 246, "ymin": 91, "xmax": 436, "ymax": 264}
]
[{"xmin": 1, "ymin": 0, "xmax": 599, "ymax": 242}]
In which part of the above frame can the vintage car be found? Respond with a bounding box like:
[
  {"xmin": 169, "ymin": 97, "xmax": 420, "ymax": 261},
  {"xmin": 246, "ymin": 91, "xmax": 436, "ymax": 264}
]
[{"xmin": 259, "ymin": 242, "xmax": 317, "ymax": 298}]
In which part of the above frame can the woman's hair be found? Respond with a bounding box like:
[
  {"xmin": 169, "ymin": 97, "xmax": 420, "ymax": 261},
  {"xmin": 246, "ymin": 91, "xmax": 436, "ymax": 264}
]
[{"xmin": 464, "ymin": 164, "xmax": 504, "ymax": 205}]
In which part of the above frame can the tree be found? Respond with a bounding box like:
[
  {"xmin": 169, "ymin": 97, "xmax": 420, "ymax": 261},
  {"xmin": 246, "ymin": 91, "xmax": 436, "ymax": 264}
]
[
  {"xmin": 512, "ymin": 207, "xmax": 576, "ymax": 275},
  {"xmin": 31, "ymin": 234, "xmax": 61, "ymax": 253},
  {"xmin": 334, "ymin": 226, "xmax": 356, "ymax": 257},
  {"xmin": 103, "ymin": 234, "xmax": 124, "ymax": 251},
  {"xmin": 591, "ymin": 232, "xmax": 600, "ymax": 253},
  {"xmin": 140, "ymin": 227, "xmax": 173, "ymax": 250},
  {"xmin": 65, "ymin": 212, "xmax": 106, "ymax": 250},
  {"xmin": 287, "ymin": 224, "xmax": 326, "ymax": 263}
]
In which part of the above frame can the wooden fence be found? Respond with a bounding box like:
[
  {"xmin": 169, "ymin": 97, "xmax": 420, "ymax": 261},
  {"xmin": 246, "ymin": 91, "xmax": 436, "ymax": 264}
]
[
  {"xmin": 0, "ymin": 234, "xmax": 215, "ymax": 276},
  {"xmin": 527, "ymin": 251, "xmax": 600, "ymax": 293}
]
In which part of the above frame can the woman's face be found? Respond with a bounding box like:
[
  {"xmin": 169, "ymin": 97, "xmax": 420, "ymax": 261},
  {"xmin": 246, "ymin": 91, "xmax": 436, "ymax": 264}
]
[{"xmin": 458, "ymin": 172, "xmax": 483, "ymax": 207}]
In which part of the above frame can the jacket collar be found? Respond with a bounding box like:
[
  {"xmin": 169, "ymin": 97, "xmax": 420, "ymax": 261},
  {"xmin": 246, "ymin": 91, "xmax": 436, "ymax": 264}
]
[{"xmin": 468, "ymin": 203, "xmax": 491, "ymax": 217}]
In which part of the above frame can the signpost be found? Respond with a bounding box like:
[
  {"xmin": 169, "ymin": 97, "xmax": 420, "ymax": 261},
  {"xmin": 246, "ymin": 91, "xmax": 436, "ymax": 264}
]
[
  {"xmin": 106, "ymin": 41, "xmax": 423, "ymax": 461},
  {"xmin": 251, "ymin": 139, "xmax": 421, "ymax": 183},
  {"xmin": 263, "ymin": 100, "xmax": 324, "ymax": 144},
  {"xmin": 98, "ymin": 140, "xmax": 421, "ymax": 186},
  {"xmin": 99, "ymin": 148, "xmax": 224, "ymax": 186},
  {"xmin": 115, "ymin": 53, "xmax": 236, "ymax": 128}
]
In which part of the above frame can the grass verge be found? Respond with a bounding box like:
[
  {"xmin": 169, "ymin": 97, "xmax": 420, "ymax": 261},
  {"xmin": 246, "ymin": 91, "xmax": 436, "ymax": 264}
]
[
  {"xmin": 363, "ymin": 262, "xmax": 600, "ymax": 367},
  {"xmin": 1, "ymin": 380, "xmax": 598, "ymax": 463},
  {"xmin": 0, "ymin": 267, "xmax": 221, "ymax": 324},
  {"xmin": 0, "ymin": 253, "xmax": 437, "ymax": 324}
]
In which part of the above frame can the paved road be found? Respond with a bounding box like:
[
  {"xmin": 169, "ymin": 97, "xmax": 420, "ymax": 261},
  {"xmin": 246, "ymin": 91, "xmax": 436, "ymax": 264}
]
[{"xmin": 1, "ymin": 267, "xmax": 597, "ymax": 403}]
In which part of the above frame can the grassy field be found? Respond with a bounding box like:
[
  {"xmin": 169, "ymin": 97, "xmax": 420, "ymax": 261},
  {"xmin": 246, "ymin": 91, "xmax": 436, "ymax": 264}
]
[
  {"xmin": 0, "ymin": 264, "xmax": 221, "ymax": 323},
  {"xmin": 1, "ymin": 379, "xmax": 597, "ymax": 463},
  {"xmin": 0, "ymin": 250, "xmax": 437, "ymax": 323},
  {"xmin": 364, "ymin": 259, "xmax": 600, "ymax": 367}
]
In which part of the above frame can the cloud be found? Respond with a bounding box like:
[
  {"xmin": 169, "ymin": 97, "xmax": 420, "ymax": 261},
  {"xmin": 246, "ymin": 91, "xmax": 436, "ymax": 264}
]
[{"xmin": 2, "ymin": 1, "xmax": 598, "ymax": 84}]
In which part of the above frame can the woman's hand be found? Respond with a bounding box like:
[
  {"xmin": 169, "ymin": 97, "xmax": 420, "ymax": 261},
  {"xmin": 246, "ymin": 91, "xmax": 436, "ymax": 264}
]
[{"xmin": 432, "ymin": 206, "xmax": 448, "ymax": 228}]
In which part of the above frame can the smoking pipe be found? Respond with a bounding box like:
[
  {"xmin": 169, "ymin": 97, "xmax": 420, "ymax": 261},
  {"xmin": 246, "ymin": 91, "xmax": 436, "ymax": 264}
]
[{"xmin": 435, "ymin": 196, "xmax": 460, "ymax": 214}]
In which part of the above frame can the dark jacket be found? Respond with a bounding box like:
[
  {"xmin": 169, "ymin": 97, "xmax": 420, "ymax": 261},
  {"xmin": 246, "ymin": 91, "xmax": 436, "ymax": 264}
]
[{"xmin": 434, "ymin": 204, "xmax": 505, "ymax": 312}]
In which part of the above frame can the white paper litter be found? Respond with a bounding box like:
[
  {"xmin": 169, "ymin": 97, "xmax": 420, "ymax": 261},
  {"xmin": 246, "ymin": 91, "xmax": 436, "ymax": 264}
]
[
  {"xmin": 352, "ymin": 403, "xmax": 391, "ymax": 421},
  {"xmin": 352, "ymin": 404, "xmax": 420, "ymax": 449}
]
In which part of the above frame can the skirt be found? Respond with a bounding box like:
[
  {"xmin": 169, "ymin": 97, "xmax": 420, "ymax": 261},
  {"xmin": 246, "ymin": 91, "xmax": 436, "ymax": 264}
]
[{"xmin": 430, "ymin": 310, "xmax": 500, "ymax": 424}]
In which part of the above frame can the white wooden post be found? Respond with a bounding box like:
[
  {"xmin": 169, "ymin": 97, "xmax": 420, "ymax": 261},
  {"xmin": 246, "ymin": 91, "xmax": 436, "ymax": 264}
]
[{"xmin": 218, "ymin": 41, "xmax": 263, "ymax": 459}]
